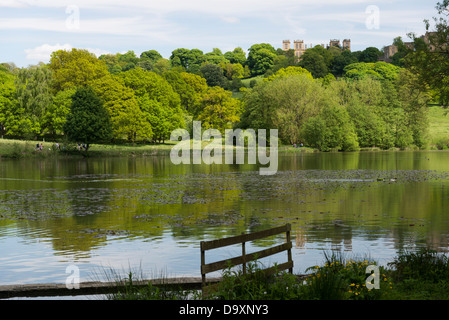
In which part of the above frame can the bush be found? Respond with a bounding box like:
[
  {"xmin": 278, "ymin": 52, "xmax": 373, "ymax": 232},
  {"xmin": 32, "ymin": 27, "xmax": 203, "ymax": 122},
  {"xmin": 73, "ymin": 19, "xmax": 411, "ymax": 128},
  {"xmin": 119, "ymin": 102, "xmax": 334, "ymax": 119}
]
[
  {"xmin": 303, "ymin": 252, "xmax": 392, "ymax": 300},
  {"xmin": 302, "ymin": 104, "xmax": 359, "ymax": 151},
  {"xmin": 207, "ymin": 260, "xmax": 304, "ymax": 300},
  {"xmin": 387, "ymin": 249, "xmax": 449, "ymax": 283}
]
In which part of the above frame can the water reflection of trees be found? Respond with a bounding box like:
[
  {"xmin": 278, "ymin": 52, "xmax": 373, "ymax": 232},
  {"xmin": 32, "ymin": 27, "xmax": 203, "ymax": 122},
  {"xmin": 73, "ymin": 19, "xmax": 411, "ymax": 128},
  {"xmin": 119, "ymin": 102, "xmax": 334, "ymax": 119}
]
[{"xmin": 2, "ymin": 152, "xmax": 449, "ymax": 258}]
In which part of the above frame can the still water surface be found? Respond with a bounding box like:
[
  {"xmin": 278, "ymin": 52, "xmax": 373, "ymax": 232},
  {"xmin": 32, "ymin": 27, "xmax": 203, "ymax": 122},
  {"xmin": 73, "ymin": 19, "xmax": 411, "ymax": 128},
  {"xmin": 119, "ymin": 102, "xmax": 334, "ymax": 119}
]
[{"xmin": 1, "ymin": 151, "xmax": 449, "ymax": 285}]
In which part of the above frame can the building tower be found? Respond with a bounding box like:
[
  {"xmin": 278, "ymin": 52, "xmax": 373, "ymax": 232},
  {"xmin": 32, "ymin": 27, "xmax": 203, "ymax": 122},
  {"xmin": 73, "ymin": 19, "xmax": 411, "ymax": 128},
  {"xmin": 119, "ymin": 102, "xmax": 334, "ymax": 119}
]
[
  {"xmin": 283, "ymin": 40, "xmax": 291, "ymax": 51},
  {"xmin": 329, "ymin": 39, "xmax": 341, "ymax": 48},
  {"xmin": 343, "ymin": 39, "xmax": 351, "ymax": 51}
]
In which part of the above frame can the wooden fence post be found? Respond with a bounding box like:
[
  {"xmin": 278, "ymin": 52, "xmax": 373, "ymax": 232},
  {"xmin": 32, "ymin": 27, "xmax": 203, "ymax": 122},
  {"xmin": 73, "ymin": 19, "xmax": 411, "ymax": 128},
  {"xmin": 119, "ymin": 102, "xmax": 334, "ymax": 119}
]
[{"xmin": 200, "ymin": 223, "xmax": 293, "ymax": 294}]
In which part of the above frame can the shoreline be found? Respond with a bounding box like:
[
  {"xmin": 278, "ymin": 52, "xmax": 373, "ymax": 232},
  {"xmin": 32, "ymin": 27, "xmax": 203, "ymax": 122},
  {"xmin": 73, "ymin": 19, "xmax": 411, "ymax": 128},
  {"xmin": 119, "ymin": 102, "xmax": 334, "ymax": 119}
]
[{"xmin": 1, "ymin": 138, "xmax": 449, "ymax": 160}]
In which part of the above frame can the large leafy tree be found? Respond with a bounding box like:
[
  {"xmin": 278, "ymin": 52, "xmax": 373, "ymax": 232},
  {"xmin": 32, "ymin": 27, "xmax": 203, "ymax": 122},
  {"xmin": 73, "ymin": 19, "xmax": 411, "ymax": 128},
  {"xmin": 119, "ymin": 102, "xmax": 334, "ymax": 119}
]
[
  {"xmin": 43, "ymin": 87, "xmax": 76, "ymax": 137},
  {"xmin": 204, "ymin": 48, "xmax": 228, "ymax": 65},
  {"xmin": 302, "ymin": 103, "xmax": 359, "ymax": 152},
  {"xmin": 119, "ymin": 68, "xmax": 184, "ymax": 143},
  {"xmin": 246, "ymin": 43, "xmax": 277, "ymax": 76},
  {"xmin": 197, "ymin": 86, "xmax": 242, "ymax": 132},
  {"xmin": 49, "ymin": 48, "xmax": 110, "ymax": 91},
  {"xmin": 92, "ymin": 75, "xmax": 152, "ymax": 142},
  {"xmin": 13, "ymin": 64, "xmax": 54, "ymax": 138},
  {"xmin": 200, "ymin": 63, "xmax": 227, "ymax": 88},
  {"xmin": 239, "ymin": 72, "xmax": 324, "ymax": 144},
  {"xmin": 331, "ymin": 50, "xmax": 358, "ymax": 77},
  {"xmin": 164, "ymin": 71, "xmax": 208, "ymax": 115},
  {"xmin": 63, "ymin": 86, "xmax": 113, "ymax": 151},
  {"xmin": 343, "ymin": 62, "xmax": 401, "ymax": 81},
  {"xmin": 405, "ymin": 1, "xmax": 449, "ymax": 106},
  {"xmin": 224, "ymin": 47, "xmax": 247, "ymax": 66},
  {"xmin": 357, "ymin": 47, "xmax": 383, "ymax": 63},
  {"xmin": 299, "ymin": 45, "xmax": 334, "ymax": 78},
  {"xmin": 0, "ymin": 65, "xmax": 17, "ymax": 137},
  {"xmin": 170, "ymin": 48, "xmax": 205, "ymax": 74}
]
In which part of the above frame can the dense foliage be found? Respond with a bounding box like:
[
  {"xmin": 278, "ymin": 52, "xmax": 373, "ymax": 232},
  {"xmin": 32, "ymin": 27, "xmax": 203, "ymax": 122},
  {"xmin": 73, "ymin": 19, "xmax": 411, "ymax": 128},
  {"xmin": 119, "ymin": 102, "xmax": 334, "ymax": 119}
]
[{"xmin": 0, "ymin": 5, "xmax": 446, "ymax": 150}]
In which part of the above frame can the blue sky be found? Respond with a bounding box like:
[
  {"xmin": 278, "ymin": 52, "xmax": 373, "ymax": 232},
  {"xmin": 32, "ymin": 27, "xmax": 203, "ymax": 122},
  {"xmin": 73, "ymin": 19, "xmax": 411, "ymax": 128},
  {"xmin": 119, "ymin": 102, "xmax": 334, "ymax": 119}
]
[{"xmin": 0, "ymin": 0, "xmax": 439, "ymax": 67}]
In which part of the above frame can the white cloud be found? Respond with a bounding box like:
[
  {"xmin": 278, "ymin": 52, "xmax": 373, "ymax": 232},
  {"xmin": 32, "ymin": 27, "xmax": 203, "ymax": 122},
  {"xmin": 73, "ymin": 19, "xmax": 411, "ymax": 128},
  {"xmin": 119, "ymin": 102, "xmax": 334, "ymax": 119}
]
[
  {"xmin": 220, "ymin": 16, "xmax": 240, "ymax": 24},
  {"xmin": 24, "ymin": 43, "xmax": 111, "ymax": 62}
]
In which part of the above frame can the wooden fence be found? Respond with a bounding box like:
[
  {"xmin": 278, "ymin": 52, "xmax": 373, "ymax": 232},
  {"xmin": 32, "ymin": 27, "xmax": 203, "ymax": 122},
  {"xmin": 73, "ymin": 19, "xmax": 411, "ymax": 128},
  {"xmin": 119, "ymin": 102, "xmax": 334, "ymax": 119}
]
[
  {"xmin": 1, "ymin": 224, "xmax": 293, "ymax": 299},
  {"xmin": 200, "ymin": 223, "xmax": 293, "ymax": 291}
]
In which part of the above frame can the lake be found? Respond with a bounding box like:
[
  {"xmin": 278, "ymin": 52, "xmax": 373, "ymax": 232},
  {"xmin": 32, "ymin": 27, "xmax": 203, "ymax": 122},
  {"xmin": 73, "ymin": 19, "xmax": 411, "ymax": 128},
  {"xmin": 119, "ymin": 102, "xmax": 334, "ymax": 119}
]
[{"xmin": 1, "ymin": 150, "xmax": 449, "ymax": 286}]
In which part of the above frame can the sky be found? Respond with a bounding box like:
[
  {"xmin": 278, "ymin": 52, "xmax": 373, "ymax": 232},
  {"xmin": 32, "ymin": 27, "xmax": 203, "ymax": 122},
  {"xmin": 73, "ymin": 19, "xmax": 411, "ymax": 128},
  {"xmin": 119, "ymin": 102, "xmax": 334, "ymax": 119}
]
[{"xmin": 0, "ymin": 0, "xmax": 440, "ymax": 67}]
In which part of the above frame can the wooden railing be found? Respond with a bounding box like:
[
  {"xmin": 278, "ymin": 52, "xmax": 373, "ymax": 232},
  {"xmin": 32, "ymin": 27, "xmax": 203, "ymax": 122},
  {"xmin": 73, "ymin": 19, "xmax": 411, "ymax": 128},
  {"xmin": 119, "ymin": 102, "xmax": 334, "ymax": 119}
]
[{"xmin": 200, "ymin": 223, "xmax": 293, "ymax": 291}]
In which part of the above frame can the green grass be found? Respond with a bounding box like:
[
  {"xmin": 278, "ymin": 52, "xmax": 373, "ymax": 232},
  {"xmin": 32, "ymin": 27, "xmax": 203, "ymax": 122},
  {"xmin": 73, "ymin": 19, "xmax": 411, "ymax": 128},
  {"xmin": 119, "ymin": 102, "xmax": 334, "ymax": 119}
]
[
  {"xmin": 241, "ymin": 75, "xmax": 264, "ymax": 87},
  {"xmin": 0, "ymin": 138, "xmax": 178, "ymax": 158},
  {"xmin": 107, "ymin": 249, "xmax": 449, "ymax": 300},
  {"xmin": 427, "ymin": 105, "xmax": 449, "ymax": 149}
]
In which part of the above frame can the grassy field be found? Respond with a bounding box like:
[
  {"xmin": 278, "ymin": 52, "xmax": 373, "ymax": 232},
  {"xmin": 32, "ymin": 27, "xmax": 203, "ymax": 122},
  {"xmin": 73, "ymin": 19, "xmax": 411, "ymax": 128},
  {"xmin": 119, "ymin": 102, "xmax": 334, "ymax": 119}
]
[{"xmin": 428, "ymin": 105, "xmax": 449, "ymax": 143}]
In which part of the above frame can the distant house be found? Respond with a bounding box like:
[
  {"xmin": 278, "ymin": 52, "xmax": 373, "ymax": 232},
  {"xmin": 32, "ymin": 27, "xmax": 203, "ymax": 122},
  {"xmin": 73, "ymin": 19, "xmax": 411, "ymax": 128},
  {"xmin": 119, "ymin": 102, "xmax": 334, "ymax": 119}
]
[{"xmin": 282, "ymin": 38, "xmax": 351, "ymax": 59}]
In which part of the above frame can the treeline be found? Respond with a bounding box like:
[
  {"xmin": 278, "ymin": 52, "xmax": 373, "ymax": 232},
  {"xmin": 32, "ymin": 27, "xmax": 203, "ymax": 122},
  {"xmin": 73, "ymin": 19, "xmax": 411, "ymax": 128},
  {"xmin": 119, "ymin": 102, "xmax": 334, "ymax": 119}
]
[{"xmin": 0, "ymin": 29, "xmax": 442, "ymax": 151}]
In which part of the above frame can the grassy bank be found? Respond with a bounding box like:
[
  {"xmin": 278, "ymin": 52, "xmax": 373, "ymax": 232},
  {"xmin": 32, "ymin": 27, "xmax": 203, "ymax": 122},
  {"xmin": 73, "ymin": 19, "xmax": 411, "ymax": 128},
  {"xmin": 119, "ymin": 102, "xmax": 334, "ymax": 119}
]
[
  {"xmin": 108, "ymin": 249, "xmax": 449, "ymax": 300},
  {"xmin": 1, "ymin": 105, "xmax": 448, "ymax": 159},
  {"xmin": 0, "ymin": 139, "xmax": 177, "ymax": 159},
  {"xmin": 0, "ymin": 137, "xmax": 312, "ymax": 159}
]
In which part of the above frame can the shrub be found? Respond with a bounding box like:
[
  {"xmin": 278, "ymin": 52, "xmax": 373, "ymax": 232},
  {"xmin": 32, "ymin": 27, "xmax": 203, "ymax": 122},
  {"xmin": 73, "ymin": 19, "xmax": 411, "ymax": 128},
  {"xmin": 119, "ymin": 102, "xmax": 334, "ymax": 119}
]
[
  {"xmin": 207, "ymin": 260, "xmax": 303, "ymax": 300},
  {"xmin": 303, "ymin": 252, "xmax": 392, "ymax": 300}
]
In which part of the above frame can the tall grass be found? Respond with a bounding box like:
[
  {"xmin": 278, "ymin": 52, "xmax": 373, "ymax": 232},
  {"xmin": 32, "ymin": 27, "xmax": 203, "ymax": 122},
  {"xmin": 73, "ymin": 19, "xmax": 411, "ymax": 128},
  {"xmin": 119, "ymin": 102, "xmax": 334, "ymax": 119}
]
[
  {"xmin": 206, "ymin": 260, "xmax": 304, "ymax": 300},
  {"xmin": 103, "ymin": 249, "xmax": 449, "ymax": 300}
]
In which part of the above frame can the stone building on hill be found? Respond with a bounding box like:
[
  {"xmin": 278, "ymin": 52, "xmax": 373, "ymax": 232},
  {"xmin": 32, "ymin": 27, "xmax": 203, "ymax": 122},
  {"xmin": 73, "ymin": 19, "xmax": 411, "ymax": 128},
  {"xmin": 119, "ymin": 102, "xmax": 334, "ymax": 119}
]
[{"xmin": 282, "ymin": 38, "xmax": 351, "ymax": 59}]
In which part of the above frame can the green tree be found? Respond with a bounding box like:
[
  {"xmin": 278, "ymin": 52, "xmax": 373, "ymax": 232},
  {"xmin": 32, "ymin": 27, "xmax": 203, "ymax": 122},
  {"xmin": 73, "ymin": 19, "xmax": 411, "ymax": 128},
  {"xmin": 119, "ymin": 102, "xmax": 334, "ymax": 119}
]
[
  {"xmin": 246, "ymin": 43, "xmax": 277, "ymax": 76},
  {"xmin": 99, "ymin": 54, "xmax": 122, "ymax": 74},
  {"xmin": 140, "ymin": 50, "xmax": 163, "ymax": 63},
  {"xmin": 49, "ymin": 48, "xmax": 110, "ymax": 91},
  {"xmin": 63, "ymin": 86, "xmax": 113, "ymax": 152},
  {"xmin": 405, "ymin": 1, "xmax": 449, "ymax": 106},
  {"xmin": 42, "ymin": 87, "xmax": 76, "ymax": 137},
  {"xmin": 119, "ymin": 68, "xmax": 184, "ymax": 143},
  {"xmin": 264, "ymin": 66, "xmax": 313, "ymax": 82},
  {"xmin": 331, "ymin": 50, "xmax": 358, "ymax": 77},
  {"xmin": 170, "ymin": 48, "xmax": 205, "ymax": 74},
  {"xmin": 92, "ymin": 75, "xmax": 152, "ymax": 142},
  {"xmin": 117, "ymin": 51, "xmax": 139, "ymax": 71},
  {"xmin": 239, "ymin": 73, "xmax": 324, "ymax": 144},
  {"xmin": 204, "ymin": 48, "xmax": 228, "ymax": 65},
  {"xmin": 358, "ymin": 47, "xmax": 383, "ymax": 63},
  {"xmin": 224, "ymin": 47, "xmax": 247, "ymax": 66},
  {"xmin": 179, "ymin": 72, "xmax": 209, "ymax": 116},
  {"xmin": 0, "ymin": 65, "xmax": 17, "ymax": 137},
  {"xmin": 343, "ymin": 62, "xmax": 401, "ymax": 81},
  {"xmin": 302, "ymin": 103, "xmax": 359, "ymax": 151},
  {"xmin": 13, "ymin": 64, "xmax": 54, "ymax": 138},
  {"xmin": 220, "ymin": 62, "xmax": 245, "ymax": 80},
  {"xmin": 395, "ymin": 69, "xmax": 430, "ymax": 147},
  {"xmin": 299, "ymin": 49, "xmax": 330, "ymax": 78},
  {"xmin": 164, "ymin": 71, "xmax": 208, "ymax": 115},
  {"xmin": 200, "ymin": 63, "xmax": 227, "ymax": 87},
  {"xmin": 153, "ymin": 59, "xmax": 171, "ymax": 75},
  {"xmin": 197, "ymin": 86, "xmax": 242, "ymax": 132}
]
